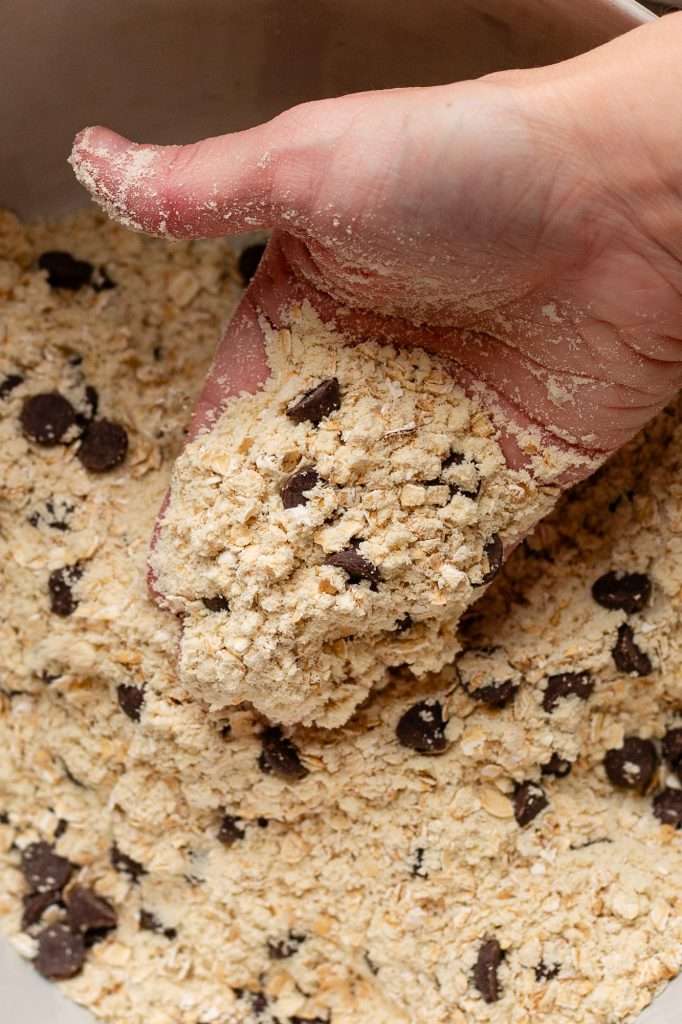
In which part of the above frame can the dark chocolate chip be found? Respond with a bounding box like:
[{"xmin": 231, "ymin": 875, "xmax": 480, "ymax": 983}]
[
  {"xmin": 152, "ymin": 345, "xmax": 163, "ymax": 362},
  {"xmin": 324, "ymin": 548, "xmax": 380, "ymax": 587},
  {"xmin": 364, "ymin": 952, "xmax": 379, "ymax": 975},
  {"xmin": 410, "ymin": 847, "xmax": 428, "ymax": 878},
  {"xmin": 22, "ymin": 891, "xmax": 60, "ymax": 930},
  {"xmin": 219, "ymin": 721, "xmax": 232, "ymax": 739},
  {"xmin": 117, "ymin": 684, "xmax": 145, "ymax": 722},
  {"xmin": 54, "ymin": 819, "xmax": 69, "ymax": 839},
  {"xmin": 92, "ymin": 266, "xmax": 116, "ymax": 292},
  {"xmin": 281, "ymin": 467, "xmax": 320, "ymax": 509},
  {"xmin": 34, "ymin": 923, "xmax": 86, "ymax": 980},
  {"xmin": 289, "ymin": 1018, "xmax": 329, "ymax": 1024},
  {"xmin": 653, "ymin": 788, "xmax": 682, "ymax": 828},
  {"xmin": 473, "ymin": 938, "xmax": 504, "ymax": 1003},
  {"xmin": 110, "ymin": 843, "xmax": 146, "ymax": 882},
  {"xmin": 541, "ymin": 754, "xmax": 573, "ymax": 779},
  {"xmin": 38, "ymin": 251, "xmax": 93, "ymax": 290},
  {"xmin": 394, "ymin": 614, "xmax": 413, "ymax": 633},
  {"xmin": 68, "ymin": 354, "xmax": 83, "ymax": 367},
  {"xmin": 21, "ymin": 392, "xmax": 76, "ymax": 446},
  {"xmin": 514, "ymin": 781, "xmax": 549, "ymax": 827},
  {"xmin": 48, "ymin": 564, "xmax": 83, "ymax": 617},
  {"xmin": 250, "ymin": 992, "xmax": 268, "ymax": 1015},
  {"xmin": 469, "ymin": 678, "xmax": 518, "ymax": 710},
  {"xmin": 237, "ymin": 243, "xmax": 266, "ymax": 285},
  {"xmin": 542, "ymin": 670, "xmax": 594, "ymax": 713},
  {"xmin": 0, "ymin": 374, "xmax": 23, "ymax": 399},
  {"xmin": 77, "ymin": 419, "xmax": 128, "ymax": 472},
  {"xmin": 604, "ymin": 737, "xmax": 659, "ymax": 795},
  {"xmin": 477, "ymin": 534, "xmax": 503, "ymax": 586},
  {"xmin": 0, "ymin": 811, "xmax": 8, "ymax": 824},
  {"xmin": 258, "ymin": 727, "xmax": 309, "ymax": 781},
  {"xmin": 396, "ymin": 700, "xmax": 448, "ymax": 755},
  {"xmin": 592, "ymin": 571, "xmax": 651, "ymax": 613},
  {"xmin": 287, "ymin": 378, "xmax": 341, "ymax": 426},
  {"xmin": 139, "ymin": 909, "xmax": 176, "ymax": 939},
  {"xmin": 612, "ymin": 623, "xmax": 652, "ymax": 676},
  {"xmin": 267, "ymin": 930, "xmax": 306, "ymax": 960},
  {"xmin": 202, "ymin": 595, "xmax": 230, "ymax": 613},
  {"xmin": 21, "ymin": 842, "xmax": 75, "ymax": 894},
  {"xmin": 257, "ymin": 817, "xmax": 269, "ymax": 828},
  {"xmin": 66, "ymin": 886, "xmax": 117, "ymax": 933},
  {"xmin": 217, "ymin": 814, "xmax": 245, "ymax": 847},
  {"xmin": 535, "ymin": 961, "xmax": 560, "ymax": 982},
  {"xmin": 662, "ymin": 728, "xmax": 682, "ymax": 772}
]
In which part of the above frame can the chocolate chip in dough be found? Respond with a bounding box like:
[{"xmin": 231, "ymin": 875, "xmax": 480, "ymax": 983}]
[
  {"xmin": 542, "ymin": 670, "xmax": 594, "ymax": 713},
  {"xmin": 541, "ymin": 754, "xmax": 573, "ymax": 779},
  {"xmin": 22, "ymin": 891, "xmax": 60, "ymax": 930},
  {"xmin": 410, "ymin": 847, "xmax": 428, "ymax": 878},
  {"xmin": 110, "ymin": 843, "xmax": 147, "ymax": 882},
  {"xmin": 473, "ymin": 938, "xmax": 504, "ymax": 1003},
  {"xmin": 324, "ymin": 547, "xmax": 380, "ymax": 587},
  {"xmin": 591, "ymin": 570, "xmax": 651, "ymax": 613},
  {"xmin": 21, "ymin": 842, "xmax": 75, "ymax": 894},
  {"xmin": 139, "ymin": 910, "xmax": 176, "ymax": 939},
  {"xmin": 48, "ymin": 564, "xmax": 83, "ymax": 617},
  {"xmin": 202, "ymin": 594, "xmax": 230, "ymax": 613},
  {"xmin": 514, "ymin": 781, "xmax": 549, "ymax": 826},
  {"xmin": 475, "ymin": 534, "xmax": 503, "ymax": 586},
  {"xmin": 34, "ymin": 923, "xmax": 85, "ymax": 980},
  {"xmin": 469, "ymin": 678, "xmax": 518, "ymax": 710},
  {"xmin": 0, "ymin": 373, "xmax": 23, "ymax": 399},
  {"xmin": 217, "ymin": 814, "xmax": 245, "ymax": 847},
  {"xmin": 653, "ymin": 788, "xmax": 682, "ymax": 828},
  {"xmin": 117, "ymin": 683, "xmax": 145, "ymax": 722},
  {"xmin": 612, "ymin": 623, "xmax": 652, "ymax": 676},
  {"xmin": 38, "ymin": 250, "xmax": 93, "ymax": 290},
  {"xmin": 21, "ymin": 392, "xmax": 76, "ymax": 446},
  {"xmin": 535, "ymin": 961, "xmax": 560, "ymax": 982},
  {"xmin": 396, "ymin": 700, "xmax": 448, "ymax": 755},
  {"xmin": 258, "ymin": 727, "xmax": 309, "ymax": 781},
  {"xmin": 663, "ymin": 728, "xmax": 682, "ymax": 773},
  {"xmin": 394, "ymin": 614, "xmax": 413, "ymax": 633},
  {"xmin": 289, "ymin": 1017, "xmax": 329, "ymax": 1024},
  {"xmin": 604, "ymin": 737, "xmax": 659, "ymax": 794},
  {"xmin": 267, "ymin": 930, "xmax": 306, "ymax": 960},
  {"xmin": 287, "ymin": 377, "xmax": 341, "ymax": 425},
  {"xmin": 54, "ymin": 819, "xmax": 69, "ymax": 839},
  {"xmin": 77, "ymin": 418, "xmax": 128, "ymax": 472},
  {"xmin": 237, "ymin": 242, "xmax": 266, "ymax": 285},
  {"xmin": 66, "ymin": 886, "xmax": 117, "ymax": 934},
  {"xmin": 281, "ymin": 467, "xmax": 319, "ymax": 509}
]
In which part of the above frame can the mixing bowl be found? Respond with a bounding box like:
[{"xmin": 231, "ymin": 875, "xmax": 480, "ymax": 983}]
[{"xmin": 2, "ymin": 1, "xmax": 678, "ymax": 1021}]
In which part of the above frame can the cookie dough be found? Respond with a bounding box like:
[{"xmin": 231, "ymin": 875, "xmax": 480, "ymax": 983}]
[
  {"xmin": 151, "ymin": 305, "xmax": 560, "ymax": 727},
  {"xmin": 1, "ymin": 209, "xmax": 681, "ymax": 1024}
]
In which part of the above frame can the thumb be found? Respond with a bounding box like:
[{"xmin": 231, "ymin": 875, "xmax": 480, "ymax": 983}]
[{"xmin": 68, "ymin": 94, "xmax": 379, "ymax": 238}]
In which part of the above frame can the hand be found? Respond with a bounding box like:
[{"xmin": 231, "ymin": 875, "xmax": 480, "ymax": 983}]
[{"xmin": 70, "ymin": 15, "xmax": 682, "ymax": 482}]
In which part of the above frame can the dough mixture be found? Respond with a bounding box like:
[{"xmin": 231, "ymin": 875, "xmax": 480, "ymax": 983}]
[{"xmin": 1, "ymin": 209, "xmax": 681, "ymax": 1024}]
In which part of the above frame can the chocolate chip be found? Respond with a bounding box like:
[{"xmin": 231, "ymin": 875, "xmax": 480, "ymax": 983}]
[
  {"xmin": 21, "ymin": 842, "xmax": 75, "ymax": 894},
  {"xmin": 22, "ymin": 891, "xmax": 60, "ymax": 930},
  {"xmin": 110, "ymin": 843, "xmax": 146, "ymax": 882},
  {"xmin": 117, "ymin": 684, "xmax": 145, "ymax": 722},
  {"xmin": 217, "ymin": 814, "xmax": 245, "ymax": 847},
  {"xmin": 289, "ymin": 1017, "xmax": 329, "ymax": 1024},
  {"xmin": 38, "ymin": 251, "xmax": 93, "ymax": 290},
  {"xmin": 237, "ymin": 242, "xmax": 266, "ymax": 285},
  {"xmin": 604, "ymin": 737, "xmax": 659, "ymax": 794},
  {"xmin": 410, "ymin": 847, "xmax": 428, "ymax": 878},
  {"xmin": 0, "ymin": 373, "xmax": 23, "ymax": 399},
  {"xmin": 662, "ymin": 728, "xmax": 682, "ymax": 772},
  {"xmin": 394, "ymin": 614, "xmax": 413, "ymax": 633},
  {"xmin": 34, "ymin": 923, "xmax": 85, "ymax": 979},
  {"xmin": 258, "ymin": 727, "xmax": 309, "ymax": 781},
  {"xmin": 267, "ymin": 930, "xmax": 306, "ymax": 959},
  {"xmin": 0, "ymin": 811, "xmax": 8, "ymax": 824},
  {"xmin": 477, "ymin": 534, "xmax": 503, "ymax": 586},
  {"xmin": 54, "ymin": 819, "xmax": 69, "ymax": 839},
  {"xmin": 396, "ymin": 700, "xmax": 448, "ymax": 754},
  {"xmin": 257, "ymin": 817, "xmax": 269, "ymax": 828},
  {"xmin": 592, "ymin": 571, "xmax": 651, "ymax": 613},
  {"xmin": 653, "ymin": 788, "xmax": 682, "ymax": 828},
  {"xmin": 514, "ymin": 781, "xmax": 549, "ymax": 826},
  {"xmin": 66, "ymin": 886, "xmax": 117, "ymax": 934},
  {"xmin": 541, "ymin": 754, "xmax": 572, "ymax": 779},
  {"xmin": 202, "ymin": 595, "xmax": 230, "ymax": 613},
  {"xmin": 139, "ymin": 910, "xmax": 176, "ymax": 939},
  {"xmin": 468, "ymin": 678, "xmax": 518, "ymax": 710},
  {"xmin": 48, "ymin": 564, "xmax": 83, "ymax": 617},
  {"xmin": 281, "ymin": 467, "xmax": 320, "ymax": 509},
  {"xmin": 612, "ymin": 623, "xmax": 652, "ymax": 676},
  {"xmin": 324, "ymin": 548, "xmax": 380, "ymax": 587},
  {"xmin": 77, "ymin": 419, "xmax": 128, "ymax": 472},
  {"xmin": 92, "ymin": 266, "xmax": 116, "ymax": 292},
  {"xmin": 542, "ymin": 670, "xmax": 594, "ymax": 712},
  {"xmin": 287, "ymin": 378, "xmax": 341, "ymax": 425},
  {"xmin": 473, "ymin": 938, "xmax": 504, "ymax": 1003},
  {"xmin": 21, "ymin": 392, "xmax": 76, "ymax": 446},
  {"xmin": 535, "ymin": 961, "xmax": 560, "ymax": 982}
]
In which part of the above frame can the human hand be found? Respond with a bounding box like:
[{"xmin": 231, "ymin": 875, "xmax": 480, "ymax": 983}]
[{"xmin": 70, "ymin": 15, "xmax": 682, "ymax": 481}]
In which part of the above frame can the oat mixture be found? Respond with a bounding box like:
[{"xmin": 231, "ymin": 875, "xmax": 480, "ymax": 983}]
[{"xmin": 1, "ymin": 208, "xmax": 681, "ymax": 1024}]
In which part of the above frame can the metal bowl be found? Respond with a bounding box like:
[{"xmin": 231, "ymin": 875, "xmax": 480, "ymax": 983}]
[{"xmin": 3, "ymin": 1, "xmax": 678, "ymax": 1021}]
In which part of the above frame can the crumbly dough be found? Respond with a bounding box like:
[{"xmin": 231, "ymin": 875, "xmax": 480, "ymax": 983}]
[
  {"xmin": 151, "ymin": 305, "xmax": 559, "ymax": 727},
  {"xmin": 0, "ymin": 208, "xmax": 681, "ymax": 1024}
]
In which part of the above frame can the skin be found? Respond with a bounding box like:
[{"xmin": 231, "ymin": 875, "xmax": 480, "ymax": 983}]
[{"xmin": 71, "ymin": 16, "xmax": 682, "ymax": 498}]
